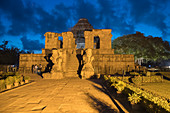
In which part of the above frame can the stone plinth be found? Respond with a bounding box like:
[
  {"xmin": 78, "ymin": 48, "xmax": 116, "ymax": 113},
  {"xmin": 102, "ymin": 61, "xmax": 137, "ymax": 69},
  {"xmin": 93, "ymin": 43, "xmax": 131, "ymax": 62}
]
[
  {"xmin": 81, "ymin": 49, "xmax": 94, "ymax": 79},
  {"xmin": 81, "ymin": 68, "xmax": 94, "ymax": 79},
  {"xmin": 43, "ymin": 72, "xmax": 64, "ymax": 79}
]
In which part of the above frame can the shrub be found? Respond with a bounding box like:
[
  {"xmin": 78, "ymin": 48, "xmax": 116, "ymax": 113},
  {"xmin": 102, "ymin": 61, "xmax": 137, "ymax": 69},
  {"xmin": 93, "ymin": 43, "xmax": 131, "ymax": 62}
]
[
  {"xmin": 15, "ymin": 72, "xmax": 21, "ymax": 76},
  {"xmin": 6, "ymin": 72, "xmax": 15, "ymax": 76},
  {"xmin": 5, "ymin": 76, "xmax": 14, "ymax": 85},
  {"xmin": 126, "ymin": 80, "xmax": 170, "ymax": 112},
  {"xmin": 132, "ymin": 76, "xmax": 142, "ymax": 86},
  {"xmin": 150, "ymin": 76, "xmax": 162, "ymax": 82},
  {"xmin": 0, "ymin": 79, "xmax": 5, "ymax": 90},
  {"xmin": 115, "ymin": 81, "xmax": 126, "ymax": 92},
  {"xmin": 132, "ymin": 76, "xmax": 162, "ymax": 84},
  {"xmin": 1, "ymin": 73, "xmax": 8, "ymax": 79},
  {"xmin": 130, "ymin": 72, "xmax": 140, "ymax": 76},
  {"xmin": 103, "ymin": 73, "xmax": 170, "ymax": 112},
  {"xmin": 13, "ymin": 76, "xmax": 21, "ymax": 83},
  {"xmin": 24, "ymin": 76, "xmax": 30, "ymax": 80},
  {"xmin": 128, "ymin": 93, "xmax": 141, "ymax": 104},
  {"xmin": 104, "ymin": 75, "xmax": 109, "ymax": 81},
  {"xmin": 142, "ymin": 76, "xmax": 162, "ymax": 82},
  {"xmin": 109, "ymin": 77, "xmax": 117, "ymax": 83}
]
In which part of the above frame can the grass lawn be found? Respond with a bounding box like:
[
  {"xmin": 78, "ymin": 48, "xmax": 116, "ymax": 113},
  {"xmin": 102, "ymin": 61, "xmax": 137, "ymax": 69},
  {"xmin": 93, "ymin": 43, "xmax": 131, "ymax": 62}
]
[{"xmin": 140, "ymin": 79, "xmax": 170, "ymax": 99}]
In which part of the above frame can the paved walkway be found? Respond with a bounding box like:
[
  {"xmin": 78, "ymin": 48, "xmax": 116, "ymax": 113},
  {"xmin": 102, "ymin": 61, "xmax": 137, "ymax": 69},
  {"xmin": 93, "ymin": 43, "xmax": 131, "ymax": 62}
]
[{"xmin": 0, "ymin": 76, "xmax": 120, "ymax": 113}]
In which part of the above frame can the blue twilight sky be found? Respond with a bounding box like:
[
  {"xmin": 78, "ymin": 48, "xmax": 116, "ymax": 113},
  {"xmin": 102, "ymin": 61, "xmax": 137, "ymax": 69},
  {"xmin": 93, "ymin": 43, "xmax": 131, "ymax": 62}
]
[{"xmin": 0, "ymin": 0, "xmax": 170, "ymax": 53}]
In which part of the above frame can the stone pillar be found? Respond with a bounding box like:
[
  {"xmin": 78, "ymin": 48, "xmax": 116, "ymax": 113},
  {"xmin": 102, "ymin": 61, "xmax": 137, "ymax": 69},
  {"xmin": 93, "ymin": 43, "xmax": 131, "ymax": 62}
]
[
  {"xmin": 54, "ymin": 33, "xmax": 59, "ymax": 49},
  {"xmin": 84, "ymin": 31, "xmax": 94, "ymax": 49},
  {"xmin": 44, "ymin": 32, "xmax": 50, "ymax": 49},
  {"xmin": 99, "ymin": 29, "xmax": 112, "ymax": 49},
  {"xmin": 62, "ymin": 32, "xmax": 75, "ymax": 49}
]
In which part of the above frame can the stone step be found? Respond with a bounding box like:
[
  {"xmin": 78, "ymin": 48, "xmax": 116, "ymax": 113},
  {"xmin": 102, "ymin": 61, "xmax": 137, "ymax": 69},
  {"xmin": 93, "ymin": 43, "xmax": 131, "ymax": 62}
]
[{"xmin": 23, "ymin": 73, "xmax": 43, "ymax": 81}]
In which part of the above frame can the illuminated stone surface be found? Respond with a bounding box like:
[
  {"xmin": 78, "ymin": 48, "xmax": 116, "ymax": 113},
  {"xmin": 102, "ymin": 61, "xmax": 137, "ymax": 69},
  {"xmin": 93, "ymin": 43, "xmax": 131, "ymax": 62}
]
[
  {"xmin": 0, "ymin": 77, "xmax": 119, "ymax": 113},
  {"xmin": 19, "ymin": 18, "xmax": 135, "ymax": 79}
]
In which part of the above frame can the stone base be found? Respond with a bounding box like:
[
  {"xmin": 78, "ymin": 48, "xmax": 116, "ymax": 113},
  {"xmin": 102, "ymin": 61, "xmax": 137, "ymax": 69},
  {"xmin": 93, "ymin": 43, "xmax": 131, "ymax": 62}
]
[
  {"xmin": 65, "ymin": 71, "xmax": 79, "ymax": 77},
  {"xmin": 81, "ymin": 71, "xmax": 94, "ymax": 79},
  {"xmin": 43, "ymin": 72, "xmax": 64, "ymax": 79}
]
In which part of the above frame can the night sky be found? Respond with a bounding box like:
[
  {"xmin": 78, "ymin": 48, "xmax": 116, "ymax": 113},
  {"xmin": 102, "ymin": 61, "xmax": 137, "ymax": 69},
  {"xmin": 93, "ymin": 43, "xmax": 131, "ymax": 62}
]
[{"xmin": 0, "ymin": 0, "xmax": 170, "ymax": 53}]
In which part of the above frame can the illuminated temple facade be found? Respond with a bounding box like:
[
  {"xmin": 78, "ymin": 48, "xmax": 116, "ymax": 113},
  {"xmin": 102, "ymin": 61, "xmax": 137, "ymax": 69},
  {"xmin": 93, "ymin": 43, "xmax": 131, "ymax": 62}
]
[{"xmin": 19, "ymin": 18, "xmax": 135, "ymax": 78}]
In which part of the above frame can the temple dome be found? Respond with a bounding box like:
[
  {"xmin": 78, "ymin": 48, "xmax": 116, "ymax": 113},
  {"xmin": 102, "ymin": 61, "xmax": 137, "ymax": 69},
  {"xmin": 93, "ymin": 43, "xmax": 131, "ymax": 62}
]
[
  {"xmin": 71, "ymin": 18, "xmax": 93, "ymax": 40},
  {"xmin": 71, "ymin": 18, "xmax": 93, "ymax": 31}
]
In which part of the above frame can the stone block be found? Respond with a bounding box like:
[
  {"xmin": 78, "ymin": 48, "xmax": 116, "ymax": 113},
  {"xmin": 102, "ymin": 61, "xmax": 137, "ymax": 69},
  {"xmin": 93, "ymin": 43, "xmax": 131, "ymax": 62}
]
[
  {"xmin": 81, "ymin": 70, "xmax": 94, "ymax": 79},
  {"xmin": 42, "ymin": 72, "xmax": 64, "ymax": 79},
  {"xmin": 51, "ymin": 72, "xmax": 64, "ymax": 79}
]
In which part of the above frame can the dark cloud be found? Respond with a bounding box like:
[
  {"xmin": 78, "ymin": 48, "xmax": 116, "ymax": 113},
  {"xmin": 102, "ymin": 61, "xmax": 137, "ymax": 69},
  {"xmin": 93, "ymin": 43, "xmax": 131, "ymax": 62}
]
[
  {"xmin": 0, "ymin": 21, "xmax": 5, "ymax": 37},
  {"xmin": 20, "ymin": 36, "xmax": 44, "ymax": 50},
  {"xmin": 0, "ymin": 0, "xmax": 74, "ymax": 36},
  {"xmin": 69, "ymin": 0, "xmax": 135, "ymax": 35},
  {"xmin": 0, "ymin": 0, "xmax": 169, "ymax": 41},
  {"xmin": 96, "ymin": 0, "xmax": 134, "ymax": 34},
  {"xmin": 0, "ymin": 0, "xmax": 136, "ymax": 37},
  {"xmin": 0, "ymin": 0, "xmax": 39, "ymax": 36},
  {"xmin": 128, "ymin": 0, "xmax": 152, "ymax": 23},
  {"xmin": 128, "ymin": 0, "xmax": 169, "ymax": 37}
]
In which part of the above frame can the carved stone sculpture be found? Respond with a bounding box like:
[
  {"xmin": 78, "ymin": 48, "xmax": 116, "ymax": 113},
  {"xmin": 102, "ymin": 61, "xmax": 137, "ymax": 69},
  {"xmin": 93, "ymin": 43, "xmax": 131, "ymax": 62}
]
[
  {"xmin": 47, "ymin": 49, "xmax": 64, "ymax": 79},
  {"xmin": 81, "ymin": 49, "xmax": 94, "ymax": 79},
  {"xmin": 51, "ymin": 49, "xmax": 63, "ymax": 72}
]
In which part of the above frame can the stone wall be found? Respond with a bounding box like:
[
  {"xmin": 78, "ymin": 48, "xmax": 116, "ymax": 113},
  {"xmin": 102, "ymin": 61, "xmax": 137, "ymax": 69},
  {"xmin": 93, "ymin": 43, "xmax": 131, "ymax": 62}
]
[
  {"xmin": 92, "ymin": 54, "xmax": 135, "ymax": 74},
  {"xmin": 84, "ymin": 29, "xmax": 112, "ymax": 49},
  {"xmin": 44, "ymin": 32, "xmax": 62, "ymax": 49},
  {"xmin": 19, "ymin": 53, "xmax": 47, "ymax": 73}
]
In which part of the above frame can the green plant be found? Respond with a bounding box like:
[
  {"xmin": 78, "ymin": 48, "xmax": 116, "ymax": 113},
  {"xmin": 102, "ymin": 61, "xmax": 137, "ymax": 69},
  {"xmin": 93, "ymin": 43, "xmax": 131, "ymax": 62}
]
[
  {"xmin": 15, "ymin": 72, "xmax": 21, "ymax": 76},
  {"xmin": 5, "ymin": 76, "xmax": 14, "ymax": 85},
  {"xmin": 0, "ymin": 79, "xmax": 5, "ymax": 90},
  {"xmin": 13, "ymin": 76, "xmax": 21, "ymax": 83},
  {"xmin": 130, "ymin": 72, "xmax": 140, "ymax": 76},
  {"xmin": 104, "ymin": 75, "xmax": 109, "ymax": 81},
  {"xmin": 109, "ymin": 77, "xmax": 118, "ymax": 85},
  {"xmin": 115, "ymin": 77, "xmax": 170, "ymax": 112},
  {"xmin": 131, "ymin": 76, "xmax": 142, "ymax": 86},
  {"xmin": 24, "ymin": 76, "xmax": 30, "ymax": 80},
  {"xmin": 128, "ymin": 93, "xmax": 141, "ymax": 104},
  {"xmin": 1, "ymin": 73, "xmax": 7, "ymax": 79},
  {"xmin": 6, "ymin": 72, "xmax": 15, "ymax": 76},
  {"xmin": 115, "ymin": 81, "xmax": 126, "ymax": 92}
]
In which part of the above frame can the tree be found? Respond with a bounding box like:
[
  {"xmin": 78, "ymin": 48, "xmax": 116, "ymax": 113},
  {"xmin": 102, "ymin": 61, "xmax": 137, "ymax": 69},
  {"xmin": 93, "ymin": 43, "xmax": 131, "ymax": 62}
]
[
  {"xmin": 0, "ymin": 41, "xmax": 33, "ymax": 65},
  {"xmin": 112, "ymin": 32, "xmax": 170, "ymax": 62}
]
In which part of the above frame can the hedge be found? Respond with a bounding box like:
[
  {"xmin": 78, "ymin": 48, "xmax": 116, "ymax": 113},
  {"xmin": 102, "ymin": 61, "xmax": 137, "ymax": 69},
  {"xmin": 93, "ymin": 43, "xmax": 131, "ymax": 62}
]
[{"xmin": 104, "ymin": 75, "xmax": 170, "ymax": 113}]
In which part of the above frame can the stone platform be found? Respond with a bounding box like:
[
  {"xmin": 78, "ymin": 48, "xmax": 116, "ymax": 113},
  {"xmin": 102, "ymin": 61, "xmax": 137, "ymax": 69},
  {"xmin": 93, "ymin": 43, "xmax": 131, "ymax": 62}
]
[
  {"xmin": 43, "ymin": 72, "xmax": 64, "ymax": 79},
  {"xmin": 0, "ymin": 76, "xmax": 120, "ymax": 113}
]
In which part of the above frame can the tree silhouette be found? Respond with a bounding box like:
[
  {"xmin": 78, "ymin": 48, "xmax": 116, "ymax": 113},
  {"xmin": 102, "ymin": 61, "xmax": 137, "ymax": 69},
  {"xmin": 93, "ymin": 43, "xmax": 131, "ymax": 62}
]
[{"xmin": 0, "ymin": 41, "xmax": 33, "ymax": 65}]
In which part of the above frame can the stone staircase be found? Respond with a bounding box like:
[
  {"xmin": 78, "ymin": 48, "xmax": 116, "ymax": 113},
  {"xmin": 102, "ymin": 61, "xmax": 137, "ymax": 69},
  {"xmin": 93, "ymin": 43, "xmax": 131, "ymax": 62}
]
[{"xmin": 65, "ymin": 51, "xmax": 79, "ymax": 77}]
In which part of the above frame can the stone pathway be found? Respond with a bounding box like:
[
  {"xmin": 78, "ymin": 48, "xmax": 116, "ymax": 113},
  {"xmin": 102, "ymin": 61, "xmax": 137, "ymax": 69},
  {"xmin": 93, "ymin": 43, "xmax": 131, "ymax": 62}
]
[{"xmin": 0, "ymin": 77, "xmax": 120, "ymax": 113}]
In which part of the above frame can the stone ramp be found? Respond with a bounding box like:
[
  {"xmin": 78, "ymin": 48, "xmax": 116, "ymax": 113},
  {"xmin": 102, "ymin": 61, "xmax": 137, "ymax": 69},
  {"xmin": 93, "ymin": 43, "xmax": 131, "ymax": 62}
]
[
  {"xmin": 0, "ymin": 78, "xmax": 120, "ymax": 113},
  {"xmin": 23, "ymin": 73, "xmax": 43, "ymax": 81}
]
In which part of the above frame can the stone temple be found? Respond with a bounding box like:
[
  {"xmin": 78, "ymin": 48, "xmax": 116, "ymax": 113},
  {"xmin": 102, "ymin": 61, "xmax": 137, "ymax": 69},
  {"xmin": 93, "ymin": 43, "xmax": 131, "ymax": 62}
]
[{"xmin": 19, "ymin": 18, "xmax": 135, "ymax": 79}]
